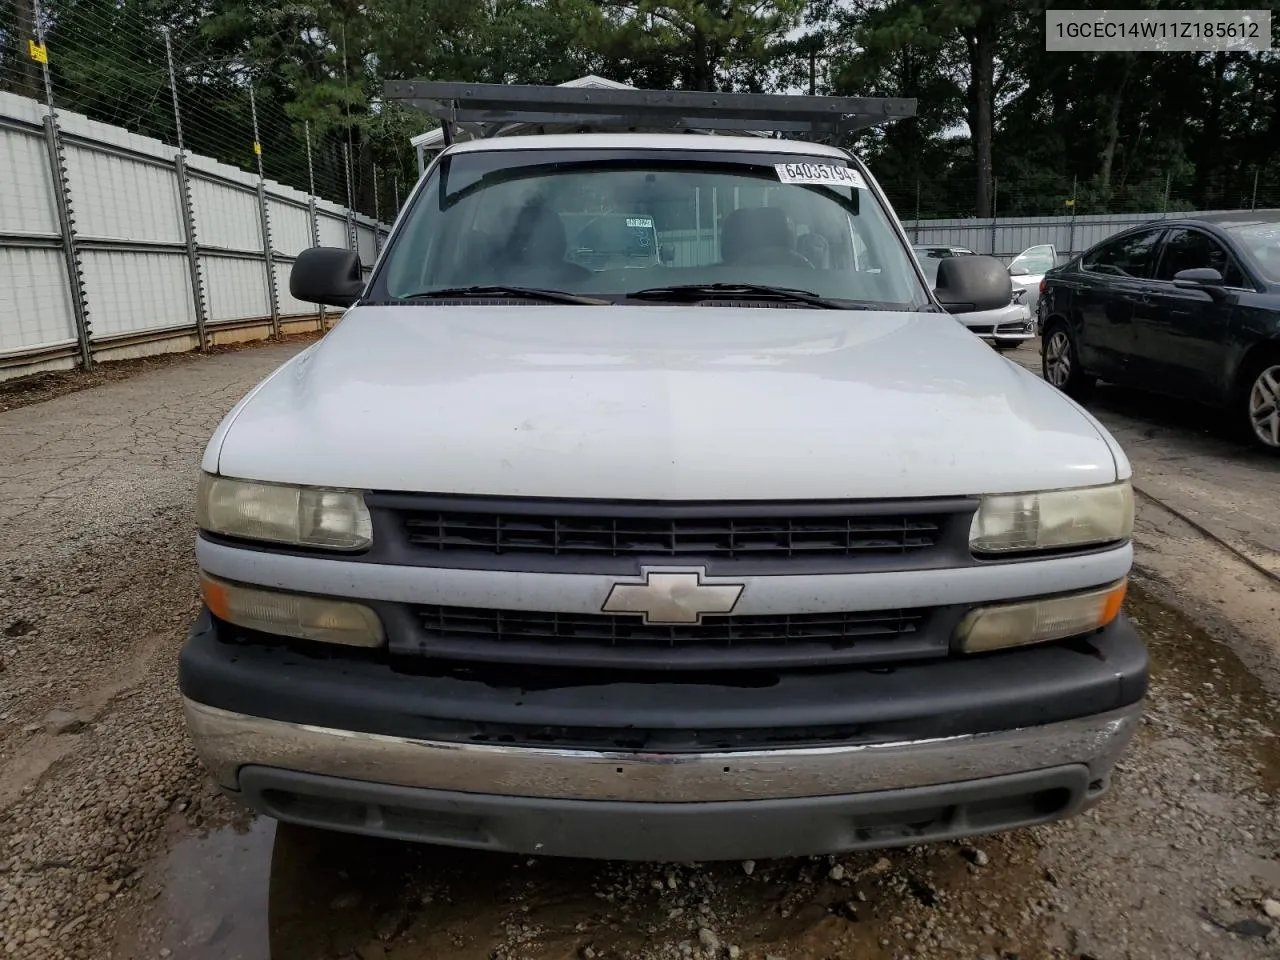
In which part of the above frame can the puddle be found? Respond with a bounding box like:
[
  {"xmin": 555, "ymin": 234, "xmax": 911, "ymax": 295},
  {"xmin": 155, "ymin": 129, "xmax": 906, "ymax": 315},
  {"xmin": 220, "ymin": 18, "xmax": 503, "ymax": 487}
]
[{"xmin": 119, "ymin": 816, "xmax": 275, "ymax": 959}]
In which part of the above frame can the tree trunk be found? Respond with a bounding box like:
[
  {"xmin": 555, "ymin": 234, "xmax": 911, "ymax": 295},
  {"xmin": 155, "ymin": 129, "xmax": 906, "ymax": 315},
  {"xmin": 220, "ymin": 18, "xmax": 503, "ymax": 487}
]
[
  {"xmin": 691, "ymin": 26, "xmax": 712, "ymax": 90},
  {"xmin": 11, "ymin": 0, "xmax": 44, "ymax": 100},
  {"xmin": 965, "ymin": 15, "xmax": 996, "ymax": 217},
  {"xmin": 1193, "ymin": 52, "xmax": 1227, "ymax": 208},
  {"xmin": 1097, "ymin": 54, "xmax": 1134, "ymax": 196}
]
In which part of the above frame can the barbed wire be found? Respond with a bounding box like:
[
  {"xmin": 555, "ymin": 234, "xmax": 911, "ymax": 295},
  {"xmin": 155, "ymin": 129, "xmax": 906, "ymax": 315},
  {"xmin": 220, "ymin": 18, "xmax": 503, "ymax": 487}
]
[
  {"xmin": 6, "ymin": 2, "xmax": 1276, "ymax": 225},
  {"xmin": 0, "ymin": 0, "xmax": 418, "ymax": 220}
]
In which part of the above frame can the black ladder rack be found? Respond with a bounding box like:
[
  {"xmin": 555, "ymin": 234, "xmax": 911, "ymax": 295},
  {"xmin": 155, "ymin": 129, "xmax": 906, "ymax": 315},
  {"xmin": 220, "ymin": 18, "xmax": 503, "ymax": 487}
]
[{"xmin": 383, "ymin": 80, "xmax": 916, "ymax": 146}]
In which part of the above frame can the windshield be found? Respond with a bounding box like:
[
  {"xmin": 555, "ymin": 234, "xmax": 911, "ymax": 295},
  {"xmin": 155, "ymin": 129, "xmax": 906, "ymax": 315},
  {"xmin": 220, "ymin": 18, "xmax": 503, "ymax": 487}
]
[
  {"xmin": 373, "ymin": 148, "xmax": 928, "ymax": 308},
  {"xmin": 1220, "ymin": 220, "xmax": 1280, "ymax": 282}
]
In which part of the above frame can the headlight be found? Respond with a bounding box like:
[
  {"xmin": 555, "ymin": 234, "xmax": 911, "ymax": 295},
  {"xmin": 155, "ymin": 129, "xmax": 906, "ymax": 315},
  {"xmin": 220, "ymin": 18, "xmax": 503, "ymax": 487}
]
[
  {"xmin": 201, "ymin": 574, "xmax": 384, "ymax": 647},
  {"xmin": 969, "ymin": 481, "xmax": 1133, "ymax": 554},
  {"xmin": 955, "ymin": 579, "xmax": 1128, "ymax": 653},
  {"xmin": 197, "ymin": 473, "xmax": 372, "ymax": 550}
]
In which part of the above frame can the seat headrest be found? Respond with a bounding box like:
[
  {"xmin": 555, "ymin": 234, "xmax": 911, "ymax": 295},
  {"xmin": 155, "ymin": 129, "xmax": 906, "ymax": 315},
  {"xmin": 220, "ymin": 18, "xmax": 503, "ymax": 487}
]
[
  {"xmin": 721, "ymin": 207, "xmax": 793, "ymax": 263},
  {"xmin": 504, "ymin": 203, "xmax": 568, "ymax": 263}
]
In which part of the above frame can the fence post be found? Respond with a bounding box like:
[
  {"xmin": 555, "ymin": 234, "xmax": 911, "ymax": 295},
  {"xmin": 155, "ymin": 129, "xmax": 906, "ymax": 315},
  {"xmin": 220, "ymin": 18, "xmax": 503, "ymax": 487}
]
[
  {"xmin": 304, "ymin": 120, "xmax": 324, "ymax": 330},
  {"xmin": 342, "ymin": 143, "xmax": 357, "ymax": 252},
  {"xmin": 913, "ymin": 180, "xmax": 920, "ymax": 241},
  {"xmin": 989, "ymin": 177, "xmax": 999, "ymax": 256},
  {"xmin": 1162, "ymin": 173, "xmax": 1171, "ymax": 217},
  {"xmin": 373, "ymin": 166, "xmax": 382, "ymax": 254},
  {"xmin": 33, "ymin": 0, "xmax": 93, "ymax": 370},
  {"xmin": 174, "ymin": 155, "xmax": 209, "ymax": 349},
  {"xmin": 248, "ymin": 84, "xmax": 280, "ymax": 337},
  {"xmin": 164, "ymin": 28, "xmax": 208, "ymax": 351},
  {"xmin": 1066, "ymin": 176, "xmax": 1078, "ymax": 257},
  {"xmin": 393, "ymin": 173, "xmax": 401, "ymax": 215},
  {"xmin": 42, "ymin": 117, "xmax": 93, "ymax": 370},
  {"xmin": 1251, "ymin": 168, "xmax": 1259, "ymax": 211}
]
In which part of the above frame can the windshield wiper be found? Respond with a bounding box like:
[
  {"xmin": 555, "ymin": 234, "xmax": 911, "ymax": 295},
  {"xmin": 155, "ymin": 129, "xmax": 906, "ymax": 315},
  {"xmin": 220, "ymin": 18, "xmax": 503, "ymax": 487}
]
[
  {"xmin": 400, "ymin": 285, "xmax": 608, "ymax": 305},
  {"xmin": 626, "ymin": 283, "xmax": 851, "ymax": 309}
]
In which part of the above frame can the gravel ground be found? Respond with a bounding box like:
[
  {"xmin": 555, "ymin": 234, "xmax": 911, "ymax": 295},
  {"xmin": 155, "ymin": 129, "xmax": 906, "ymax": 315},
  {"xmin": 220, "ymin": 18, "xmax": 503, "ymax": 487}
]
[{"xmin": 1, "ymin": 339, "xmax": 1278, "ymax": 960}]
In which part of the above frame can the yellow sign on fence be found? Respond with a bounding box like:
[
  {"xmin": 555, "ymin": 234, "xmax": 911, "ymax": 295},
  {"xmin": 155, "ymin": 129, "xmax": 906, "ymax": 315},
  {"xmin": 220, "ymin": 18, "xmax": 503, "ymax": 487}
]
[
  {"xmin": 28, "ymin": 40, "xmax": 48, "ymax": 64},
  {"xmin": 253, "ymin": 141, "xmax": 262, "ymax": 156}
]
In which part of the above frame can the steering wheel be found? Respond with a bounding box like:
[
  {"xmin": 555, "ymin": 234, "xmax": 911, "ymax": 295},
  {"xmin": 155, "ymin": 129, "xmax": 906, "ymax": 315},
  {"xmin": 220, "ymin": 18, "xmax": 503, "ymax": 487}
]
[{"xmin": 796, "ymin": 233, "xmax": 830, "ymax": 270}]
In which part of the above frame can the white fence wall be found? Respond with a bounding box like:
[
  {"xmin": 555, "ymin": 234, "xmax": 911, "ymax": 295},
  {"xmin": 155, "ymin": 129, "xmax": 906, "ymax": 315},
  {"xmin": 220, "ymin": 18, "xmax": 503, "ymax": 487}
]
[
  {"xmin": 0, "ymin": 91, "xmax": 389, "ymax": 380},
  {"xmin": 900, "ymin": 209, "xmax": 1248, "ymax": 260}
]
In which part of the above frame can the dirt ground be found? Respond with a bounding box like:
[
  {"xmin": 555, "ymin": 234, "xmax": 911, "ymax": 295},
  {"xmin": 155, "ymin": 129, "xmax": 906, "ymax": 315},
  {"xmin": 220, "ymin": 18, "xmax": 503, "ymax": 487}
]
[
  {"xmin": 1, "ymin": 339, "xmax": 1278, "ymax": 960},
  {"xmin": 0, "ymin": 332, "xmax": 323, "ymax": 414}
]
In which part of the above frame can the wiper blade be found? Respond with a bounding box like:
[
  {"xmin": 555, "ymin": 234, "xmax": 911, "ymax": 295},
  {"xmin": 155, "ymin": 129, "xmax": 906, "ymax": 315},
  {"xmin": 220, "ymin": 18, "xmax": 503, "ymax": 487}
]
[
  {"xmin": 400, "ymin": 285, "xmax": 607, "ymax": 305},
  {"xmin": 626, "ymin": 283, "xmax": 850, "ymax": 309}
]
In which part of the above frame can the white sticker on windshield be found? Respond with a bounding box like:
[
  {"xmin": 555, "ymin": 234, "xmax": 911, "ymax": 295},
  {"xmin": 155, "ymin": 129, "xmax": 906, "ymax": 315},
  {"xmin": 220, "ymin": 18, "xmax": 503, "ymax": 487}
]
[
  {"xmin": 774, "ymin": 162, "xmax": 867, "ymax": 189},
  {"xmin": 626, "ymin": 217, "xmax": 655, "ymax": 228}
]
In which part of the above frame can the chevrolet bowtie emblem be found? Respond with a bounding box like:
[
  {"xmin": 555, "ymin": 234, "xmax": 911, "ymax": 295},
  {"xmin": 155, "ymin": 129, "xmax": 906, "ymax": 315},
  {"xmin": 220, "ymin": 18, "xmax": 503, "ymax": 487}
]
[{"xmin": 601, "ymin": 568, "xmax": 744, "ymax": 625}]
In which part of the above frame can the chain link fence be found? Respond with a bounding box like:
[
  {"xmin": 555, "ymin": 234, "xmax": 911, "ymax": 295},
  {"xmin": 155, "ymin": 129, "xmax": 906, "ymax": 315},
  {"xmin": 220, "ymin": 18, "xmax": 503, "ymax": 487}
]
[
  {"xmin": 0, "ymin": 0, "xmax": 421, "ymax": 378},
  {"xmin": 0, "ymin": 0, "xmax": 419, "ymax": 220}
]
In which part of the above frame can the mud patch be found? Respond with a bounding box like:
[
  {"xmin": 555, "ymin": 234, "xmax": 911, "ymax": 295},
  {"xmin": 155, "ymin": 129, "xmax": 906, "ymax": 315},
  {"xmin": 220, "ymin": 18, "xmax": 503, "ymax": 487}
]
[{"xmin": 0, "ymin": 331, "xmax": 322, "ymax": 413}]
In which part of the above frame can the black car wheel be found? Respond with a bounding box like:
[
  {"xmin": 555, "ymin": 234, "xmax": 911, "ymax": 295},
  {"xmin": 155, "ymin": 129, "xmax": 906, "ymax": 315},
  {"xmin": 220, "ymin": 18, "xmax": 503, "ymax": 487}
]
[
  {"xmin": 1042, "ymin": 322, "xmax": 1095, "ymax": 400},
  {"xmin": 1241, "ymin": 353, "xmax": 1280, "ymax": 452}
]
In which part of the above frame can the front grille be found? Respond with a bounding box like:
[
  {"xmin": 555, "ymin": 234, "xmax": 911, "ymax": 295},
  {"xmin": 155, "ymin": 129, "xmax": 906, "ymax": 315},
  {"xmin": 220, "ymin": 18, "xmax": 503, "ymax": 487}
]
[
  {"xmin": 399, "ymin": 509, "xmax": 947, "ymax": 560},
  {"xmin": 401, "ymin": 603, "xmax": 947, "ymax": 670}
]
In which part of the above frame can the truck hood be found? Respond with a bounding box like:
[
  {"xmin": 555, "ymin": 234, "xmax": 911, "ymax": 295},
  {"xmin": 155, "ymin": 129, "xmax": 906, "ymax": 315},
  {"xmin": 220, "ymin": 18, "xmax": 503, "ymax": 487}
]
[{"xmin": 209, "ymin": 305, "xmax": 1121, "ymax": 499}]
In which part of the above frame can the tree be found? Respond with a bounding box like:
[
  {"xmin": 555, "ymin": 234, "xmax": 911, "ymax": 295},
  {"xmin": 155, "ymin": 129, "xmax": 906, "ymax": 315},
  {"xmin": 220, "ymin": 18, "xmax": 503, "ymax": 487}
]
[
  {"xmin": 831, "ymin": 0, "xmax": 1016, "ymax": 217},
  {"xmin": 580, "ymin": 1, "xmax": 806, "ymax": 91},
  {"xmin": 1, "ymin": 0, "xmax": 45, "ymax": 99}
]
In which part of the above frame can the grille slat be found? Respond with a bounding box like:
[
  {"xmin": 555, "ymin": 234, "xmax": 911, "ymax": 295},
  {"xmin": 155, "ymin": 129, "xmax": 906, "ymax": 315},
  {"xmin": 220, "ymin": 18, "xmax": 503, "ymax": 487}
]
[
  {"xmin": 401, "ymin": 602, "xmax": 947, "ymax": 670},
  {"xmin": 401, "ymin": 511, "xmax": 945, "ymax": 560},
  {"xmin": 415, "ymin": 605, "xmax": 926, "ymax": 649}
]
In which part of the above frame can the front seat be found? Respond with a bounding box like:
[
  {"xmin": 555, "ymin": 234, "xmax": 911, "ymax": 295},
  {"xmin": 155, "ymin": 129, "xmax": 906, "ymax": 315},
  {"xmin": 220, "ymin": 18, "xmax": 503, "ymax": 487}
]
[
  {"xmin": 498, "ymin": 203, "xmax": 591, "ymax": 282},
  {"xmin": 720, "ymin": 207, "xmax": 809, "ymax": 268}
]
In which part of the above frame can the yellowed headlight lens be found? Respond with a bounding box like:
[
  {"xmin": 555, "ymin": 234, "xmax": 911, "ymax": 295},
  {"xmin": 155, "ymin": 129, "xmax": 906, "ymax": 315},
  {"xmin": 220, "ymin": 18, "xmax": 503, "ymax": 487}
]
[
  {"xmin": 201, "ymin": 574, "xmax": 384, "ymax": 648},
  {"xmin": 197, "ymin": 473, "xmax": 372, "ymax": 551},
  {"xmin": 956, "ymin": 579, "xmax": 1128, "ymax": 653},
  {"xmin": 969, "ymin": 482, "xmax": 1134, "ymax": 554}
]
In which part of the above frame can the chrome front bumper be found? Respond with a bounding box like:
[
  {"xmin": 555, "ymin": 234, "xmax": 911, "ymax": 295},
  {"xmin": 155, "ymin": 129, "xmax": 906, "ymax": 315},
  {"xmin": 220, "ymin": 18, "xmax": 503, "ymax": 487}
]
[
  {"xmin": 185, "ymin": 698, "xmax": 1141, "ymax": 804},
  {"xmin": 954, "ymin": 303, "xmax": 1036, "ymax": 343}
]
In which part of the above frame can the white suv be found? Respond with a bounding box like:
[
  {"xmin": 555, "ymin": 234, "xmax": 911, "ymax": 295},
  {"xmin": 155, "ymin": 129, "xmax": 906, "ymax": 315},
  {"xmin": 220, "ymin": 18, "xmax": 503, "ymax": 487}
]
[
  {"xmin": 913, "ymin": 245, "xmax": 1035, "ymax": 350},
  {"xmin": 180, "ymin": 88, "xmax": 1144, "ymax": 862}
]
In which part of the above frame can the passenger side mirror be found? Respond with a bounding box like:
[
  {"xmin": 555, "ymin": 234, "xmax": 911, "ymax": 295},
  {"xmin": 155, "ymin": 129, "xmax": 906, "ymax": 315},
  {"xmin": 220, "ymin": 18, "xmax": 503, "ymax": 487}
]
[
  {"xmin": 1008, "ymin": 266, "xmax": 1029, "ymax": 277},
  {"xmin": 660, "ymin": 244, "xmax": 675, "ymax": 264},
  {"xmin": 1172, "ymin": 267, "xmax": 1227, "ymax": 297},
  {"xmin": 290, "ymin": 247, "xmax": 365, "ymax": 308},
  {"xmin": 933, "ymin": 255, "xmax": 1012, "ymax": 314}
]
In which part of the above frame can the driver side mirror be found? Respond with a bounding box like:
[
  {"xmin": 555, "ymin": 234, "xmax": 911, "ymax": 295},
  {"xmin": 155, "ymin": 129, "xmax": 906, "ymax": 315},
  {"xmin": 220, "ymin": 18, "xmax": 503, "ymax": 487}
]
[
  {"xmin": 934, "ymin": 255, "xmax": 1012, "ymax": 314},
  {"xmin": 290, "ymin": 246, "xmax": 365, "ymax": 308},
  {"xmin": 659, "ymin": 244, "xmax": 675, "ymax": 264},
  {"xmin": 1173, "ymin": 267, "xmax": 1228, "ymax": 297},
  {"xmin": 1008, "ymin": 265, "xmax": 1030, "ymax": 277}
]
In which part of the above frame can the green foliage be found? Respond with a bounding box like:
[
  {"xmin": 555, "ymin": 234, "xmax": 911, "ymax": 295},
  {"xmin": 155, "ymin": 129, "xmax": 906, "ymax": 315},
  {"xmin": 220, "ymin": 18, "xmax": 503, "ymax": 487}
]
[{"xmin": 4, "ymin": 0, "xmax": 1275, "ymax": 218}]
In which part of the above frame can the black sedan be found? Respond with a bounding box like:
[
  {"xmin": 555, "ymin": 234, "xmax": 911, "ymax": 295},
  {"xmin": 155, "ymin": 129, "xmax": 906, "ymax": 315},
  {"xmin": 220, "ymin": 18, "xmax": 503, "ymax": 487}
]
[{"xmin": 1037, "ymin": 211, "xmax": 1280, "ymax": 451}]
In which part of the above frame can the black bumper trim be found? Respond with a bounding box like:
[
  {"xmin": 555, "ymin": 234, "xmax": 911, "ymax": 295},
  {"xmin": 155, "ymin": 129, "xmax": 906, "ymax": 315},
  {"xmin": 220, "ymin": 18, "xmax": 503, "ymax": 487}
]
[{"xmin": 178, "ymin": 609, "xmax": 1148, "ymax": 750}]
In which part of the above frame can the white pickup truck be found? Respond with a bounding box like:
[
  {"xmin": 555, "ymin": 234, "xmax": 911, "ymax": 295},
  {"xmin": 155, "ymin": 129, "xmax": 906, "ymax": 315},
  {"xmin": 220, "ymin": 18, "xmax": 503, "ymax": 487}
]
[{"xmin": 179, "ymin": 84, "xmax": 1145, "ymax": 862}]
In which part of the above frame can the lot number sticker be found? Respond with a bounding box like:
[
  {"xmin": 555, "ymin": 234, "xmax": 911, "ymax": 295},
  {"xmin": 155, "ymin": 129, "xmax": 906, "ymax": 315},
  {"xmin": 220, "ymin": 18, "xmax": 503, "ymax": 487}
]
[{"xmin": 774, "ymin": 162, "xmax": 867, "ymax": 189}]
